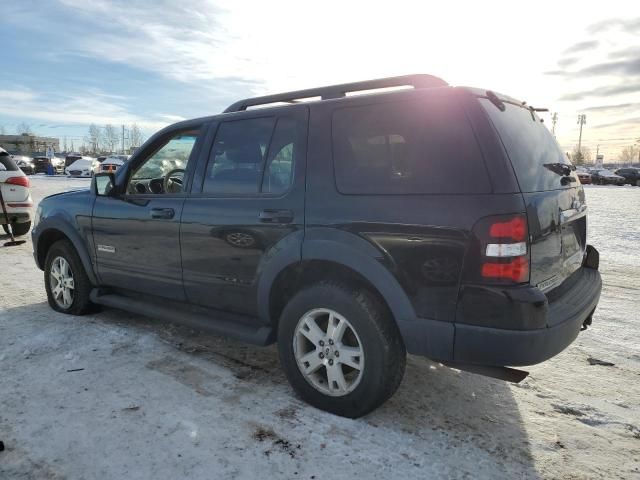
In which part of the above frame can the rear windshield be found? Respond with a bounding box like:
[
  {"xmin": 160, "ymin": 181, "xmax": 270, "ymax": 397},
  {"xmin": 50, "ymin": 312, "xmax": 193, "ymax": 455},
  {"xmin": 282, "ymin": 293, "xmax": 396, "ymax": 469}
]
[
  {"xmin": 480, "ymin": 98, "xmax": 575, "ymax": 192},
  {"xmin": 0, "ymin": 154, "xmax": 20, "ymax": 171},
  {"xmin": 332, "ymin": 97, "xmax": 490, "ymax": 194}
]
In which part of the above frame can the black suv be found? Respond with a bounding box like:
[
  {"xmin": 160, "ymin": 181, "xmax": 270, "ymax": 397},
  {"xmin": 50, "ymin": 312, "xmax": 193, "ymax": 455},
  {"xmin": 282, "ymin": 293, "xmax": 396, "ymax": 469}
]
[{"xmin": 32, "ymin": 75, "xmax": 602, "ymax": 417}]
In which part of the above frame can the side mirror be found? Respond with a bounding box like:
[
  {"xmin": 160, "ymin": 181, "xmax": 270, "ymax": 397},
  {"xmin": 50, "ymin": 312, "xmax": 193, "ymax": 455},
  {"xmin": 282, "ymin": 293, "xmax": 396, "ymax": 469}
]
[{"xmin": 93, "ymin": 172, "xmax": 116, "ymax": 197}]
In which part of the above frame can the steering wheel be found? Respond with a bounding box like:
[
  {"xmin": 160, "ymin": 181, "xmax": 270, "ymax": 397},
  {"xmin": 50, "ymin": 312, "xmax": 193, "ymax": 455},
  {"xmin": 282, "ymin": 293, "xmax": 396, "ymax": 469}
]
[{"xmin": 163, "ymin": 168, "xmax": 185, "ymax": 194}]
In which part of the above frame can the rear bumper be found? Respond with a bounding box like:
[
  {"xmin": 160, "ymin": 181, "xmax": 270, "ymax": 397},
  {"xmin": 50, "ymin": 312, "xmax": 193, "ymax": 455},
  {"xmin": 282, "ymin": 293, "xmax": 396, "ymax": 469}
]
[
  {"xmin": 401, "ymin": 248, "xmax": 602, "ymax": 367},
  {"xmin": 0, "ymin": 211, "xmax": 31, "ymax": 225},
  {"xmin": 453, "ymin": 266, "xmax": 601, "ymax": 366}
]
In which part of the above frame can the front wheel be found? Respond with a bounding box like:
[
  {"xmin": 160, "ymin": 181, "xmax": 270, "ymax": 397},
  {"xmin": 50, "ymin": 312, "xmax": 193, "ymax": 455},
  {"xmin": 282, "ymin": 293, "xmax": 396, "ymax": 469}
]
[
  {"xmin": 44, "ymin": 239, "xmax": 94, "ymax": 315},
  {"xmin": 277, "ymin": 281, "xmax": 406, "ymax": 418}
]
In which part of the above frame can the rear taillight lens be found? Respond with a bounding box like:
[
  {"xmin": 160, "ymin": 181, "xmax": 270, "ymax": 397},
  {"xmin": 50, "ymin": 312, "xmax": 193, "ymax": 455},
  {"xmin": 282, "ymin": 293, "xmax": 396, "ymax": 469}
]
[
  {"xmin": 465, "ymin": 214, "xmax": 530, "ymax": 284},
  {"xmin": 481, "ymin": 256, "xmax": 529, "ymax": 283},
  {"xmin": 5, "ymin": 176, "xmax": 30, "ymax": 188},
  {"xmin": 488, "ymin": 216, "xmax": 527, "ymax": 242}
]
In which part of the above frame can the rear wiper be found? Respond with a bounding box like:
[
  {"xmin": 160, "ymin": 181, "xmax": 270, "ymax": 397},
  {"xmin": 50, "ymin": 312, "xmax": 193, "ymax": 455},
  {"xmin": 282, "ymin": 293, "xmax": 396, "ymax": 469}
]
[{"xmin": 544, "ymin": 163, "xmax": 576, "ymax": 177}]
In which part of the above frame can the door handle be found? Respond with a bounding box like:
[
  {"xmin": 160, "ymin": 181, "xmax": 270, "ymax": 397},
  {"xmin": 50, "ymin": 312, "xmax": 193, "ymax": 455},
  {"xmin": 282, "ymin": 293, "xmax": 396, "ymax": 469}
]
[
  {"xmin": 259, "ymin": 209, "xmax": 294, "ymax": 223},
  {"xmin": 150, "ymin": 208, "xmax": 175, "ymax": 219}
]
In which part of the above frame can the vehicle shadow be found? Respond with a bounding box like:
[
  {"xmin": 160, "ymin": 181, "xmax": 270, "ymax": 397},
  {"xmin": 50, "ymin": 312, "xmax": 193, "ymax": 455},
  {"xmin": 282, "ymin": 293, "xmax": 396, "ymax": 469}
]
[{"xmin": 2, "ymin": 301, "xmax": 541, "ymax": 479}]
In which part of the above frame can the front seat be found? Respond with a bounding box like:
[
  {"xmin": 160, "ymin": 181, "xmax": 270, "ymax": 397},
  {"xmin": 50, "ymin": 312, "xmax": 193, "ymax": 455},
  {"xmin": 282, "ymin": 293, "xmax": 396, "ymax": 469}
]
[{"xmin": 213, "ymin": 143, "xmax": 263, "ymax": 193}]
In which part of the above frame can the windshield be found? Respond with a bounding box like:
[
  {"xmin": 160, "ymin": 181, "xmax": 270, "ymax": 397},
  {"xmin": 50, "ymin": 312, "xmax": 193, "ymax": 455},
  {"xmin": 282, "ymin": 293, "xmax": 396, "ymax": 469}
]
[{"xmin": 480, "ymin": 98, "xmax": 577, "ymax": 192}]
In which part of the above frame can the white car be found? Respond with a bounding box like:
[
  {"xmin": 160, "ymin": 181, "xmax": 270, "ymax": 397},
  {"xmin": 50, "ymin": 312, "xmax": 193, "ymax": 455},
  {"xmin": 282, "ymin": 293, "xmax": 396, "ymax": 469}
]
[
  {"xmin": 0, "ymin": 147, "xmax": 33, "ymax": 236},
  {"xmin": 65, "ymin": 158, "xmax": 100, "ymax": 177},
  {"xmin": 99, "ymin": 154, "xmax": 130, "ymax": 173}
]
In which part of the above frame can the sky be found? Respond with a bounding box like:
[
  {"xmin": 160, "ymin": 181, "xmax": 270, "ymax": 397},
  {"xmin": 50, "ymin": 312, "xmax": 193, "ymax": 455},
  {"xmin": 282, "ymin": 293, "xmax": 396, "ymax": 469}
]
[{"xmin": 0, "ymin": 0, "xmax": 638, "ymax": 159}]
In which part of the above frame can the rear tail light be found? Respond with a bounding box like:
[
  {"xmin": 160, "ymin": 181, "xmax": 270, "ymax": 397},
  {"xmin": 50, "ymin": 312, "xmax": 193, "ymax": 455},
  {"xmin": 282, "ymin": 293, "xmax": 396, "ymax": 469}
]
[
  {"xmin": 466, "ymin": 214, "xmax": 530, "ymax": 284},
  {"xmin": 481, "ymin": 256, "xmax": 529, "ymax": 283},
  {"xmin": 488, "ymin": 216, "xmax": 527, "ymax": 241},
  {"xmin": 5, "ymin": 176, "xmax": 30, "ymax": 188}
]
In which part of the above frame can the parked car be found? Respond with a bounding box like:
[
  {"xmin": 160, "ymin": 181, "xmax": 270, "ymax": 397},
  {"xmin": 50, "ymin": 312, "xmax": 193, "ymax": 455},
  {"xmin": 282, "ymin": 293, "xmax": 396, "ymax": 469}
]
[
  {"xmin": 100, "ymin": 154, "xmax": 130, "ymax": 173},
  {"xmin": 0, "ymin": 148, "xmax": 33, "ymax": 236},
  {"xmin": 12, "ymin": 155, "xmax": 35, "ymax": 175},
  {"xmin": 33, "ymin": 156, "xmax": 65, "ymax": 174},
  {"xmin": 32, "ymin": 75, "xmax": 602, "ymax": 418},
  {"xmin": 64, "ymin": 153, "xmax": 87, "ymax": 168},
  {"xmin": 589, "ymin": 168, "xmax": 625, "ymax": 185},
  {"xmin": 65, "ymin": 158, "xmax": 100, "ymax": 177},
  {"xmin": 576, "ymin": 170, "xmax": 592, "ymax": 184},
  {"xmin": 614, "ymin": 167, "xmax": 640, "ymax": 186}
]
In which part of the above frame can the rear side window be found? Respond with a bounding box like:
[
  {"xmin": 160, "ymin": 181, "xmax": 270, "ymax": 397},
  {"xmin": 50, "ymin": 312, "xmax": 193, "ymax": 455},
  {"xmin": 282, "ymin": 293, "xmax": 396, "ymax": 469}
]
[
  {"xmin": 332, "ymin": 98, "xmax": 490, "ymax": 194},
  {"xmin": 202, "ymin": 115, "xmax": 300, "ymax": 195},
  {"xmin": 480, "ymin": 99, "xmax": 575, "ymax": 192}
]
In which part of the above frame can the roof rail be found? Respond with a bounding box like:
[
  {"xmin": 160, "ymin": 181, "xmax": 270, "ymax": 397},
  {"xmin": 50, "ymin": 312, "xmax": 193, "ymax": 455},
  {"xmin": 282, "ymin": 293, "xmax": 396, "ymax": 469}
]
[{"xmin": 223, "ymin": 74, "xmax": 448, "ymax": 113}]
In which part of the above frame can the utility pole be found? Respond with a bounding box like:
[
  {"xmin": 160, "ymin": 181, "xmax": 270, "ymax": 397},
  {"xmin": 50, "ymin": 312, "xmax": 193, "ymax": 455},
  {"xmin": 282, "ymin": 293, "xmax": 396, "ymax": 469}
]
[
  {"xmin": 551, "ymin": 112, "xmax": 558, "ymax": 137},
  {"xmin": 121, "ymin": 125, "xmax": 125, "ymax": 154},
  {"xmin": 577, "ymin": 114, "xmax": 586, "ymax": 163}
]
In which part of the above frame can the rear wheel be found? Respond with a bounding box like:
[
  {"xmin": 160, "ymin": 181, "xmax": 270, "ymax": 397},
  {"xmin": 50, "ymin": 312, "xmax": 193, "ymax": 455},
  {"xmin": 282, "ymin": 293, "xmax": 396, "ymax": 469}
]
[
  {"xmin": 277, "ymin": 281, "xmax": 406, "ymax": 418},
  {"xmin": 2, "ymin": 221, "xmax": 31, "ymax": 237},
  {"xmin": 44, "ymin": 239, "xmax": 94, "ymax": 315}
]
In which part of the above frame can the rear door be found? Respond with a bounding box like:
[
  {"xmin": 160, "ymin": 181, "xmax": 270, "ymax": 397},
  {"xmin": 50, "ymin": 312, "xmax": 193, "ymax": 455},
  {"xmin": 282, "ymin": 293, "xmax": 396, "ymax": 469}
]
[
  {"xmin": 479, "ymin": 97, "xmax": 586, "ymax": 294},
  {"xmin": 180, "ymin": 106, "xmax": 308, "ymax": 316}
]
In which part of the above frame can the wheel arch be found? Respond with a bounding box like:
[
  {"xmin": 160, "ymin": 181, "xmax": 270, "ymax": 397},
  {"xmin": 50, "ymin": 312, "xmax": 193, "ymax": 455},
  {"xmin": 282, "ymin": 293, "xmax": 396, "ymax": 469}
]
[
  {"xmin": 35, "ymin": 222, "xmax": 97, "ymax": 285},
  {"xmin": 260, "ymin": 229, "xmax": 416, "ymax": 337}
]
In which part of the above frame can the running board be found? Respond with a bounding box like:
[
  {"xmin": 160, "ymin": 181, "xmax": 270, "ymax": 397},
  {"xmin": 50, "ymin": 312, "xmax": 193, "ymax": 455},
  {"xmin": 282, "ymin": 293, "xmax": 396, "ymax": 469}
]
[
  {"xmin": 444, "ymin": 363, "xmax": 529, "ymax": 383},
  {"xmin": 90, "ymin": 289, "xmax": 275, "ymax": 346}
]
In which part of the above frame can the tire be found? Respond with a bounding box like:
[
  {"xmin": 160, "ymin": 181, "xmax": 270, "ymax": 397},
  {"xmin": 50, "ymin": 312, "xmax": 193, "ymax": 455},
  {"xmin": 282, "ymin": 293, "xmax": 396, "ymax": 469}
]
[
  {"xmin": 44, "ymin": 239, "xmax": 94, "ymax": 315},
  {"xmin": 3, "ymin": 221, "xmax": 31, "ymax": 237},
  {"xmin": 277, "ymin": 281, "xmax": 406, "ymax": 418}
]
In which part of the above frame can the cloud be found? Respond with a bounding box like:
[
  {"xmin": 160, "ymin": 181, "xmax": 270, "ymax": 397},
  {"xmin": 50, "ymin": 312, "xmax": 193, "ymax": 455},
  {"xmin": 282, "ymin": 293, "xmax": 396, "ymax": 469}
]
[
  {"xmin": 557, "ymin": 57, "xmax": 579, "ymax": 68},
  {"xmin": 592, "ymin": 117, "xmax": 640, "ymax": 129},
  {"xmin": 587, "ymin": 17, "xmax": 640, "ymax": 34},
  {"xmin": 0, "ymin": 87, "xmax": 169, "ymax": 131},
  {"xmin": 563, "ymin": 40, "xmax": 599, "ymax": 54},
  {"xmin": 579, "ymin": 57, "xmax": 640, "ymax": 76},
  {"xmin": 559, "ymin": 83, "xmax": 640, "ymax": 101},
  {"xmin": 583, "ymin": 102, "xmax": 639, "ymax": 112}
]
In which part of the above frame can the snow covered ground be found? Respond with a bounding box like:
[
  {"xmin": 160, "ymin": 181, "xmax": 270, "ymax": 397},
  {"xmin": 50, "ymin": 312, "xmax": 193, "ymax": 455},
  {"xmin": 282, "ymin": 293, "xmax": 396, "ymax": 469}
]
[{"xmin": 1, "ymin": 176, "xmax": 638, "ymax": 479}]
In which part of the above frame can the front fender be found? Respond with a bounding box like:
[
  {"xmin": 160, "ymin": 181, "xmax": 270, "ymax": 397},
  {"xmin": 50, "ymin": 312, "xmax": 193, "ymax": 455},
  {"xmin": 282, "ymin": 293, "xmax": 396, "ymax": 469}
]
[{"xmin": 33, "ymin": 211, "xmax": 97, "ymax": 285}]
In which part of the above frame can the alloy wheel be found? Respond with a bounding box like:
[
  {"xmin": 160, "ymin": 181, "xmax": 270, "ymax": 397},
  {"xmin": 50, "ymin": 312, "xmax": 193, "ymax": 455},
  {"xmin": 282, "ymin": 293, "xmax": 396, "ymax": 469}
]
[
  {"xmin": 293, "ymin": 308, "xmax": 365, "ymax": 397},
  {"xmin": 50, "ymin": 256, "xmax": 75, "ymax": 309}
]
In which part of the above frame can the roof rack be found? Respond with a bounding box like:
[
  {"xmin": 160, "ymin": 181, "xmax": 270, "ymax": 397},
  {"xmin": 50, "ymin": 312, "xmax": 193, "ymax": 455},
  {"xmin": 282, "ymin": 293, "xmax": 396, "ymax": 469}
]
[{"xmin": 223, "ymin": 74, "xmax": 448, "ymax": 113}]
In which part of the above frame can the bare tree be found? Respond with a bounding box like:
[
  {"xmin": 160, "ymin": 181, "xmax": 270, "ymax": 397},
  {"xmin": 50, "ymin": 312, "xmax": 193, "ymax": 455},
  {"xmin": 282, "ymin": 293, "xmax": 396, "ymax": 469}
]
[
  {"xmin": 16, "ymin": 122, "xmax": 33, "ymax": 135},
  {"xmin": 572, "ymin": 145, "xmax": 592, "ymax": 165},
  {"xmin": 129, "ymin": 123, "xmax": 144, "ymax": 150},
  {"xmin": 63, "ymin": 137, "xmax": 68, "ymax": 152},
  {"xmin": 88, "ymin": 124, "xmax": 102, "ymax": 154},
  {"xmin": 104, "ymin": 124, "xmax": 118, "ymax": 153},
  {"xmin": 620, "ymin": 145, "xmax": 639, "ymax": 163}
]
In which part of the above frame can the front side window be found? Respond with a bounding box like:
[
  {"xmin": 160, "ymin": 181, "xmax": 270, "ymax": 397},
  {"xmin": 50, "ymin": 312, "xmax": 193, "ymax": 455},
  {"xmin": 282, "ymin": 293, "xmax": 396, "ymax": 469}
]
[{"xmin": 128, "ymin": 130, "xmax": 199, "ymax": 194}]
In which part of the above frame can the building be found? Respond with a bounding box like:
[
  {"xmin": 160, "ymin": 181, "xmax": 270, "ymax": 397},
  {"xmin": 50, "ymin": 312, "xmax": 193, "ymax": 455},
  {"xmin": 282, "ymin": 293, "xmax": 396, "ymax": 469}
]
[{"xmin": 0, "ymin": 134, "xmax": 60, "ymax": 155}]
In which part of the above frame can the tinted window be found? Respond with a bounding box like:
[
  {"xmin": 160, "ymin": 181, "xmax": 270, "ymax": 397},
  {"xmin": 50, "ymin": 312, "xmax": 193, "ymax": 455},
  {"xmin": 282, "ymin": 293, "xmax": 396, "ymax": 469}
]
[
  {"xmin": 480, "ymin": 99, "xmax": 577, "ymax": 192},
  {"xmin": 262, "ymin": 117, "xmax": 297, "ymax": 194},
  {"xmin": 203, "ymin": 117, "xmax": 275, "ymax": 194},
  {"xmin": 332, "ymin": 98, "xmax": 489, "ymax": 194}
]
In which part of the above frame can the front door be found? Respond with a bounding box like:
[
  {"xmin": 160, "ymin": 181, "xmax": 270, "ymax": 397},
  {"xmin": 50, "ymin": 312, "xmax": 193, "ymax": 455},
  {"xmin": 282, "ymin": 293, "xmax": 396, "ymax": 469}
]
[
  {"xmin": 181, "ymin": 106, "xmax": 308, "ymax": 316},
  {"xmin": 92, "ymin": 126, "xmax": 205, "ymax": 300}
]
